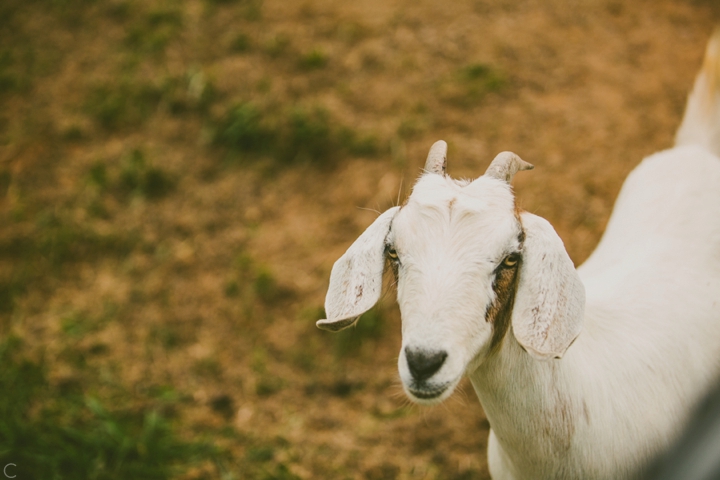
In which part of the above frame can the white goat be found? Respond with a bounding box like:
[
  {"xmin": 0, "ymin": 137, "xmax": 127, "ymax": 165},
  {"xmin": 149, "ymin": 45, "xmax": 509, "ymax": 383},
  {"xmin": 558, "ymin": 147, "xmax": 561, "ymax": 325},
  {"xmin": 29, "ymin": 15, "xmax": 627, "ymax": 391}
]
[{"xmin": 317, "ymin": 30, "xmax": 720, "ymax": 480}]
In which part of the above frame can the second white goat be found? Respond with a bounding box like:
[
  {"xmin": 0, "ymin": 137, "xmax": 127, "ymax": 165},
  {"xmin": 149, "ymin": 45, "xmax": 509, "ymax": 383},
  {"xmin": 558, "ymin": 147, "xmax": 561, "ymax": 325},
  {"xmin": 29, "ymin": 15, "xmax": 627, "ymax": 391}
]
[{"xmin": 318, "ymin": 31, "xmax": 720, "ymax": 479}]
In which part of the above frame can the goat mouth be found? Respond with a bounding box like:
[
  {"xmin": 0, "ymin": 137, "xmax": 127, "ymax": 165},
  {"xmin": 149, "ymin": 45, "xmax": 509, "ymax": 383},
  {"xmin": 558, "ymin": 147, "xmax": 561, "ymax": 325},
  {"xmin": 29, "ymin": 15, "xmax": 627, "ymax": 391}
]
[{"xmin": 407, "ymin": 383, "xmax": 449, "ymax": 400}]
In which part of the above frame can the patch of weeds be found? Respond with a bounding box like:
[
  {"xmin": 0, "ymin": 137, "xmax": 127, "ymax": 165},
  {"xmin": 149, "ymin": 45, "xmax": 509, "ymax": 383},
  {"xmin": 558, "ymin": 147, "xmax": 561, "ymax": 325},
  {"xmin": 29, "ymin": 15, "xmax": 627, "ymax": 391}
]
[
  {"xmin": 462, "ymin": 63, "xmax": 506, "ymax": 91},
  {"xmin": 193, "ymin": 358, "xmax": 222, "ymax": 378},
  {"xmin": 86, "ymin": 149, "xmax": 175, "ymax": 208},
  {"xmin": 0, "ymin": 337, "xmax": 219, "ymax": 479},
  {"xmin": 125, "ymin": 8, "xmax": 183, "ymax": 54},
  {"xmin": 88, "ymin": 161, "xmax": 108, "ymax": 188},
  {"xmin": 118, "ymin": 149, "xmax": 175, "ymax": 199},
  {"xmin": 439, "ymin": 62, "xmax": 507, "ymax": 106},
  {"xmin": 281, "ymin": 106, "xmax": 335, "ymax": 163},
  {"xmin": 162, "ymin": 70, "xmax": 218, "ymax": 115},
  {"xmin": 84, "ymin": 82, "xmax": 163, "ymax": 130},
  {"xmin": 150, "ymin": 323, "xmax": 191, "ymax": 350},
  {"xmin": 0, "ymin": 278, "xmax": 25, "ymax": 314},
  {"xmin": 242, "ymin": 0, "xmax": 263, "ymax": 21},
  {"xmin": 247, "ymin": 445, "xmax": 274, "ymax": 462},
  {"xmin": 265, "ymin": 34, "xmax": 290, "ymax": 57},
  {"xmin": 231, "ymin": 33, "xmax": 252, "ymax": 52},
  {"xmin": 213, "ymin": 102, "xmax": 382, "ymax": 166},
  {"xmin": 31, "ymin": 210, "xmax": 136, "ymax": 266},
  {"xmin": 253, "ymin": 267, "xmax": 279, "ymax": 303},
  {"xmin": 255, "ymin": 376, "xmax": 283, "ymax": 397},
  {"xmin": 339, "ymin": 127, "xmax": 380, "ymax": 157},
  {"xmin": 216, "ymin": 103, "xmax": 275, "ymax": 153},
  {"xmin": 224, "ymin": 279, "xmax": 240, "ymax": 297},
  {"xmin": 61, "ymin": 124, "xmax": 85, "ymax": 141},
  {"xmin": 397, "ymin": 118, "xmax": 424, "ymax": 139},
  {"xmin": 105, "ymin": 0, "xmax": 132, "ymax": 21},
  {"xmin": 147, "ymin": 384, "xmax": 184, "ymax": 404},
  {"xmin": 0, "ymin": 50, "xmax": 18, "ymax": 93},
  {"xmin": 336, "ymin": 21, "xmax": 368, "ymax": 45},
  {"xmin": 292, "ymin": 347, "xmax": 316, "ymax": 373},
  {"xmin": 61, "ymin": 311, "xmax": 104, "ymax": 337},
  {"xmin": 0, "ymin": 49, "xmax": 30, "ymax": 95},
  {"xmin": 251, "ymin": 347, "xmax": 267, "ymax": 374},
  {"xmin": 299, "ymin": 47, "xmax": 328, "ymax": 69},
  {"xmin": 264, "ymin": 463, "xmax": 301, "ymax": 480},
  {"xmin": 333, "ymin": 305, "xmax": 385, "ymax": 357},
  {"xmin": 0, "ymin": 168, "xmax": 11, "ymax": 197},
  {"xmin": 209, "ymin": 394, "xmax": 235, "ymax": 418}
]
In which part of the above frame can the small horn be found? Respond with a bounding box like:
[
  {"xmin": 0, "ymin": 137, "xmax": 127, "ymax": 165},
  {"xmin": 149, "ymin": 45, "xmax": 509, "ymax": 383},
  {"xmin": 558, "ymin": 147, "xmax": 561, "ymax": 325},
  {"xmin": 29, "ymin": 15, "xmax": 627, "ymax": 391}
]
[
  {"xmin": 424, "ymin": 140, "xmax": 448, "ymax": 174},
  {"xmin": 484, "ymin": 151, "xmax": 534, "ymax": 183}
]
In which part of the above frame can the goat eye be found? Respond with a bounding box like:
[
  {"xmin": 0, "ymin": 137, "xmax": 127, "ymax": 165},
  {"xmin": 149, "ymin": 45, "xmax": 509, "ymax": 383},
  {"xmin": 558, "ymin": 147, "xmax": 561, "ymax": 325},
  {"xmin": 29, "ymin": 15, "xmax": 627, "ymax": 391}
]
[
  {"xmin": 387, "ymin": 248, "xmax": 398, "ymax": 260},
  {"xmin": 502, "ymin": 254, "xmax": 519, "ymax": 268}
]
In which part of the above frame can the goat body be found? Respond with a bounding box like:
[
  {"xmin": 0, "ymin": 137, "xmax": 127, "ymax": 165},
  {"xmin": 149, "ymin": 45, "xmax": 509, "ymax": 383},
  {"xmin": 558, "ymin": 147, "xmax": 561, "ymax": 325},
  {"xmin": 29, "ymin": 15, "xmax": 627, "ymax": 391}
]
[
  {"xmin": 319, "ymin": 31, "xmax": 720, "ymax": 479},
  {"xmin": 476, "ymin": 143, "xmax": 720, "ymax": 477}
]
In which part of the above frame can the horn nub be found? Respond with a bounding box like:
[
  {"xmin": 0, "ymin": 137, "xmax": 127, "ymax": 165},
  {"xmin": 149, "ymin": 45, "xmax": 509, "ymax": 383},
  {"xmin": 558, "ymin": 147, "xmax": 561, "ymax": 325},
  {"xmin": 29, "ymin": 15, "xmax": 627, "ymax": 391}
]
[
  {"xmin": 424, "ymin": 140, "xmax": 448, "ymax": 175},
  {"xmin": 484, "ymin": 151, "xmax": 534, "ymax": 183}
]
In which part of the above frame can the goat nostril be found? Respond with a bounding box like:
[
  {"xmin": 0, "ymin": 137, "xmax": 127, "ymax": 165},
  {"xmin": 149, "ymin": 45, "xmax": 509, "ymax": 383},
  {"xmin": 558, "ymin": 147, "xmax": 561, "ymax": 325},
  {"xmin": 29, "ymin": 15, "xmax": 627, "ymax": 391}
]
[{"xmin": 405, "ymin": 347, "xmax": 448, "ymax": 381}]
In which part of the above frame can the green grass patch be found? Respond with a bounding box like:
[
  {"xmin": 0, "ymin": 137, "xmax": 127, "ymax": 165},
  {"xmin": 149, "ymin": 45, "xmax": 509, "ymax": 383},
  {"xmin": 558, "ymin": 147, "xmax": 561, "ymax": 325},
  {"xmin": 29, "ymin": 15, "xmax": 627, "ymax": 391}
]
[
  {"xmin": 0, "ymin": 337, "xmax": 219, "ymax": 479},
  {"xmin": 124, "ymin": 8, "xmax": 183, "ymax": 55},
  {"xmin": 87, "ymin": 148, "xmax": 175, "ymax": 204},
  {"xmin": 0, "ymin": 210, "xmax": 138, "ymax": 315},
  {"xmin": 213, "ymin": 102, "xmax": 382, "ymax": 166},
  {"xmin": 298, "ymin": 48, "xmax": 328, "ymax": 70},
  {"xmin": 12, "ymin": 210, "xmax": 137, "ymax": 266},
  {"xmin": 84, "ymin": 82, "xmax": 163, "ymax": 130},
  {"xmin": 438, "ymin": 62, "xmax": 507, "ymax": 106},
  {"xmin": 264, "ymin": 34, "xmax": 290, "ymax": 57},
  {"xmin": 231, "ymin": 33, "xmax": 252, "ymax": 52},
  {"xmin": 118, "ymin": 149, "xmax": 175, "ymax": 199},
  {"xmin": 333, "ymin": 305, "xmax": 386, "ymax": 357}
]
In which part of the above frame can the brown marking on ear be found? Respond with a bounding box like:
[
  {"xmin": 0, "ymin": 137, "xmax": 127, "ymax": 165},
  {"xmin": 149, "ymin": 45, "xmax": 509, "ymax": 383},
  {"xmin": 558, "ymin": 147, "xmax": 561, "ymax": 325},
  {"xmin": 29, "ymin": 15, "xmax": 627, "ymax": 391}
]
[{"xmin": 486, "ymin": 259, "xmax": 521, "ymax": 353}]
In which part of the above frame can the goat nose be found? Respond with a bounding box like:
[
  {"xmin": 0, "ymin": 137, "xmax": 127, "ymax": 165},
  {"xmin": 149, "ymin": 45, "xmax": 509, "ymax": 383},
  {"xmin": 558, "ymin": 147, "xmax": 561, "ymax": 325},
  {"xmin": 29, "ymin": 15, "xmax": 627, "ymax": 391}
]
[{"xmin": 405, "ymin": 347, "xmax": 447, "ymax": 381}]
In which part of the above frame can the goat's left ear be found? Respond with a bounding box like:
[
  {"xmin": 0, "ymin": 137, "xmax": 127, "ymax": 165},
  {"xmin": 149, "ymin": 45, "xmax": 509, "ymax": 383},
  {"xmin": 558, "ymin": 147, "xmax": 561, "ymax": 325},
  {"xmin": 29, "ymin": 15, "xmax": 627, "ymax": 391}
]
[
  {"xmin": 512, "ymin": 212, "xmax": 585, "ymax": 360},
  {"xmin": 317, "ymin": 207, "xmax": 400, "ymax": 332}
]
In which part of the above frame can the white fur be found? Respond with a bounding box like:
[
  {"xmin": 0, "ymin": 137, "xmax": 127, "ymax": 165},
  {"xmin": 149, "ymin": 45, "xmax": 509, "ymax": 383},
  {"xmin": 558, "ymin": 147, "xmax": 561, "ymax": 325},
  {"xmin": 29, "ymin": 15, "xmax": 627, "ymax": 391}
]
[{"xmin": 319, "ymin": 32, "xmax": 720, "ymax": 479}]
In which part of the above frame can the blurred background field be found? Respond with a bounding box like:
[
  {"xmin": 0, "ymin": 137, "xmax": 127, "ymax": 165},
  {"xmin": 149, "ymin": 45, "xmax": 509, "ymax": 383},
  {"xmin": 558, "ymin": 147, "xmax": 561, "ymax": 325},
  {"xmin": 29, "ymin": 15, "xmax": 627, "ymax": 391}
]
[{"xmin": 1, "ymin": 0, "xmax": 719, "ymax": 478}]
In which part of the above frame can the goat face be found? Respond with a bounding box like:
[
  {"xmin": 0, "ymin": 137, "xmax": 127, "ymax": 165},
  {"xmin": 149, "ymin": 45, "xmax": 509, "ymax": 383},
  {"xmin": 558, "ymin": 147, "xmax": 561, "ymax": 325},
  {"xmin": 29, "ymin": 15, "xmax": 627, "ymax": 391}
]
[
  {"xmin": 387, "ymin": 174, "xmax": 523, "ymax": 404},
  {"xmin": 318, "ymin": 141, "xmax": 585, "ymax": 405}
]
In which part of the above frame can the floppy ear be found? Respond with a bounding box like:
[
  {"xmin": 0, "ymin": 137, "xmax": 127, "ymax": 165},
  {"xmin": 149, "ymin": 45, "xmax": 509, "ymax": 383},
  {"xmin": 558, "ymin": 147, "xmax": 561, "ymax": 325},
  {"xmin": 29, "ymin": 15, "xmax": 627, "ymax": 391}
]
[
  {"xmin": 512, "ymin": 212, "xmax": 585, "ymax": 360},
  {"xmin": 317, "ymin": 207, "xmax": 400, "ymax": 332}
]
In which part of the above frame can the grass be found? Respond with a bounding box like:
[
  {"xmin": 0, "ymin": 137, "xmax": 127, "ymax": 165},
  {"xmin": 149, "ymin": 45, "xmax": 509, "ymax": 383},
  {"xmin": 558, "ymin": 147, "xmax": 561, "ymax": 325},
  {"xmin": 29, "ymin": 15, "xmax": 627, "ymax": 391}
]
[
  {"xmin": 87, "ymin": 148, "xmax": 175, "ymax": 203},
  {"xmin": 0, "ymin": 204, "xmax": 138, "ymax": 317},
  {"xmin": 230, "ymin": 33, "xmax": 252, "ymax": 52},
  {"xmin": 333, "ymin": 305, "xmax": 386, "ymax": 357},
  {"xmin": 1, "ymin": 210, "xmax": 137, "ymax": 267},
  {"xmin": 84, "ymin": 71, "xmax": 216, "ymax": 131},
  {"xmin": 124, "ymin": 8, "xmax": 183, "ymax": 55},
  {"xmin": 214, "ymin": 102, "xmax": 381, "ymax": 166},
  {"xmin": 298, "ymin": 48, "xmax": 328, "ymax": 70},
  {"xmin": 84, "ymin": 82, "xmax": 164, "ymax": 130},
  {"xmin": 118, "ymin": 149, "xmax": 175, "ymax": 199},
  {"xmin": 438, "ymin": 62, "xmax": 507, "ymax": 106},
  {"xmin": 0, "ymin": 337, "xmax": 219, "ymax": 480}
]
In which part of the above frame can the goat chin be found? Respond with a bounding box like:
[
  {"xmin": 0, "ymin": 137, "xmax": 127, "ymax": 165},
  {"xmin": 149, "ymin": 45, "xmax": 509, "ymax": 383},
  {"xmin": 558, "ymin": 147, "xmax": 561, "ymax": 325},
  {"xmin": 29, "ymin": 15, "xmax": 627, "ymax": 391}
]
[{"xmin": 320, "ymin": 29, "xmax": 720, "ymax": 480}]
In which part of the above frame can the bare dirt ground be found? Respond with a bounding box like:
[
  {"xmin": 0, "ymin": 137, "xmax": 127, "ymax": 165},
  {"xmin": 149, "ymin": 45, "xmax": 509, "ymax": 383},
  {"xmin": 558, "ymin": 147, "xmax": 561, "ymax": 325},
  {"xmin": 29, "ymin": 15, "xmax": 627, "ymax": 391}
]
[{"xmin": 1, "ymin": 0, "xmax": 719, "ymax": 478}]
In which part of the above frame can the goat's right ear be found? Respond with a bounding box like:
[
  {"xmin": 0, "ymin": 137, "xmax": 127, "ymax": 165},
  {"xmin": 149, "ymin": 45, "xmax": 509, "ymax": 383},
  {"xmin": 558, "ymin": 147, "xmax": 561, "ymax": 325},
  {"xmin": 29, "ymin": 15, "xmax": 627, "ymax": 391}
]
[{"xmin": 317, "ymin": 206, "xmax": 400, "ymax": 332}]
